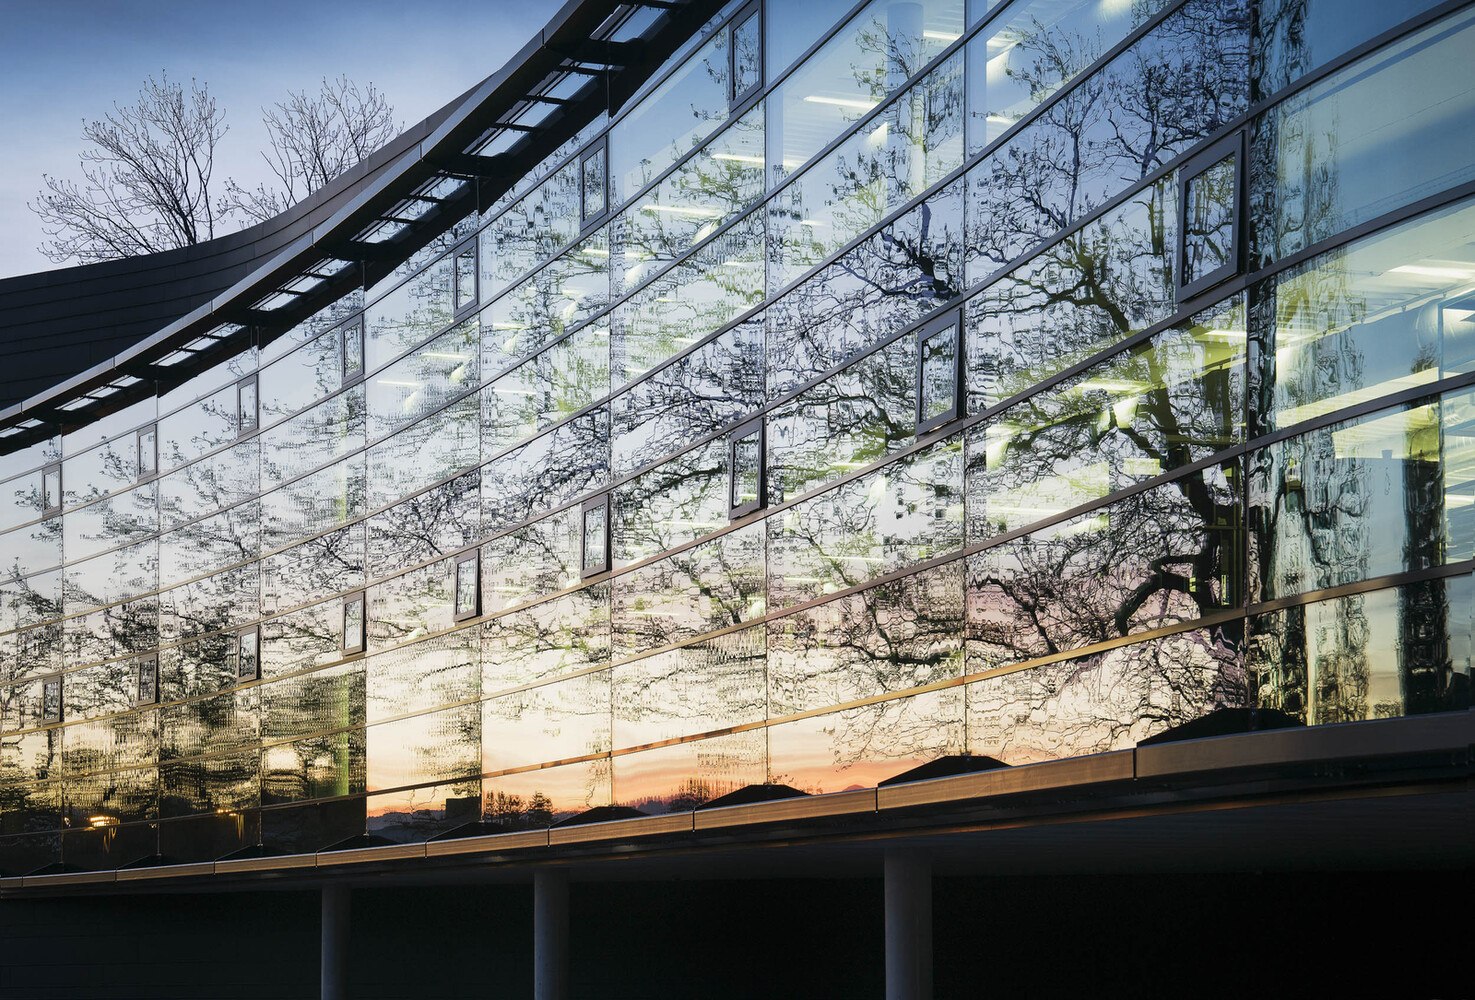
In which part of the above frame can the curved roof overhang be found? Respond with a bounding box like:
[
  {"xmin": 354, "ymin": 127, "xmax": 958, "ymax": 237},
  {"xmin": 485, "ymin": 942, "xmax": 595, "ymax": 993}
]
[{"xmin": 0, "ymin": 0, "xmax": 722, "ymax": 451}]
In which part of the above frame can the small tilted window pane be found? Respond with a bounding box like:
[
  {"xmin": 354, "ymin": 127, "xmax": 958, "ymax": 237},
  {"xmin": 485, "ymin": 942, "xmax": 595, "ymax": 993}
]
[
  {"xmin": 236, "ymin": 629, "xmax": 260, "ymax": 681},
  {"xmin": 1183, "ymin": 155, "xmax": 1238, "ymax": 287}
]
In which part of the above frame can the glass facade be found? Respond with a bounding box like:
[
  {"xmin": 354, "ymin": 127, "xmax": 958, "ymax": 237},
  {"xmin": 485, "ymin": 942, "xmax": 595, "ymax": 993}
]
[{"xmin": 2, "ymin": 0, "xmax": 1473, "ymax": 874}]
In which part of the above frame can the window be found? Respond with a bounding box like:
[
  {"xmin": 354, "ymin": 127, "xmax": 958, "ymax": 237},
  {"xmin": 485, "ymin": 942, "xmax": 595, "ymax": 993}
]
[
  {"xmin": 237, "ymin": 375, "xmax": 259, "ymax": 437},
  {"xmin": 135, "ymin": 655, "xmax": 159, "ymax": 706},
  {"xmin": 235, "ymin": 627, "xmax": 260, "ymax": 682},
  {"xmin": 580, "ymin": 138, "xmax": 608, "ymax": 227},
  {"xmin": 916, "ymin": 309, "xmax": 964, "ymax": 434},
  {"xmin": 453, "ymin": 550, "xmax": 481, "ymax": 622},
  {"xmin": 581, "ymin": 495, "xmax": 611, "ymax": 578},
  {"xmin": 340, "ymin": 320, "xmax": 365, "ymax": 386},
  {"xmin": 40, "ymin": 463, "xmax": 61, "ymax": 517},
  {"xmin": 342, "ymin": 591, "xmax": 367, "ymax": 653},
  {"xmin": 1177, "ymin": 131, "xmax": 1244, "ymax": 301},
  {"xmin": 40, "ymin": 675, "xmax": 62, "ymax": 724},
  {"xmin": 453, "ymin": 242, "xmax": 479, "ymax": 319},
  {"xmin": 728, "ymin": 417, "xmax": 766, "ymax": 518},
  {"xmin": 729, "ymin": 2, "xmax": 762, "ymax": 107},
  {"xmin": 136, "ymin": 424, "xmax": 158, "ymax": 481}
]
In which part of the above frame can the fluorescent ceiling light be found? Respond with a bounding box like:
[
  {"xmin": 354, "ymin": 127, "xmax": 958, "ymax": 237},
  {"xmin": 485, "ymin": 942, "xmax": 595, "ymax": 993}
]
[
  {"xmin": 712, "ymin": 152, "xmax": 765, "ymax": 165},
  {"xmin": 803, "ymin": 94, "xmax": 878, "ymax": 111}
]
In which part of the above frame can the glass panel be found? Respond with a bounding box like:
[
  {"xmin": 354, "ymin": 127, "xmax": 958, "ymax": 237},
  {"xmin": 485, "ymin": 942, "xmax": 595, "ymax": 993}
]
[
  {"xmin": 968, "ymin": 297, "xmax": 1246, "ymax": 539},
  {"xmin": 768, "ymin": 333, "xmax": 915, "ymax": 504},
  {"xmin": 610, "ymin": 27, "xmax": 731, "ymax": 204},
  {"xmin": 1250, "ymin": 389, "xmax": 1475, "ymax": 602},
  {"xmin": 1249, "ymin": 576, "xmax": 1472, "ymax": 724},
  {"xmin": 612, "ymin": 105, "xmax": 765, "ymax": 294},
  {"xmin": 768, "ymin": 51, "xmax": 965, "ymax": 290},
  {"xmin": 968, "ymin": 462, "xmax": 1243, "ymax": 670},
  {"xmin": 768, "ymin": 438, "xmax": 964, "ymax": 609},
  {"xmin": 965, "ymin": 177, "xmax": 1177, "ymax": 411},
  {"xmin": 1250, "ymin": 6, "xmax": 1475, "ymax": 267},
  {"xmin": 965, "ymin": 0, "xmax": 1175, "ymax": 152},
  {"xmin": 966, "ymin": 0, "xmax": 1248, "ymax": 281},
  {"xmin": 614, "ymin": 440, "xmax": 729, "ymax": 567},
  {"xmin": 1253, "ymin": 0, "xmax": 1449, "ymax": 100},
  {"xmin": 366, "ymin": 321, "xmax": 478, "ymax": 441},
  {"xmin": 1252, "ymin": 196, "xmax": 1475, "ymax": 435},
  {"xmin": 966, "ymin": 624, "xmax": 1245, "ymax": 762},
  {"xmin": 767, "ymin": 0, "xmax": 965, "ymax": 185}
]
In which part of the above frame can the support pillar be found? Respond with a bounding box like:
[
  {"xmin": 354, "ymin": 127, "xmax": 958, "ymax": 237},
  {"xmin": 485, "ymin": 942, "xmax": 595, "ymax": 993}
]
[
  {"xmin": 321, "ymin": 885, "xmax": 351, "ymax": 1000},
  {"xmin": 885, "ymin": 849, "xmax": 932, "ymax": 1000},
  {"xmin": 534, "ymin": 868, "xmax": 570, "ymax": 1000}
]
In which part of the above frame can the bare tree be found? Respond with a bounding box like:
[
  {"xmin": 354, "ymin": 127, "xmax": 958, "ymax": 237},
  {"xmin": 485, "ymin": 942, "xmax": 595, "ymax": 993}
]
[
  {"xmin": 29, "ymin": 73, "xmax": 226, "ymax": 264},
  {"xmin": 222, "ymin": 76, "xmax": 398, "ymax": 224}
]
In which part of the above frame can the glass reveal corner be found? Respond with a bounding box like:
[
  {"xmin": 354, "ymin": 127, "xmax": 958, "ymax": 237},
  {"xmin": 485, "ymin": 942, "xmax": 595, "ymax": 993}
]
[
  {"xmin": 916, "ymin": 309, "xmax": 963, "ymax": 435},
  {"xmin": 1177, "ymin": 131, "xmax": 1245, "ymax": 301},
  {"xmin": 581, "ymin": 494, "xmax": 611, "ymax": 578},
  {"xmin": 343, "ymin": 590, "xmax": 367, "ymax": 652},
  {"xmin": 728, "ymin": 417, "xmax": 766, "ymax": 519},
  {"xmin": 453, "ymin": 550, "xmax": 481, "ymax": 622},
  {"xmin": 235, "ymin": 627, "xmax": 260, "ymax": 682},
  {"xmin": 135, "ymin": 655, "xmax": 159, "ymax": 706}
]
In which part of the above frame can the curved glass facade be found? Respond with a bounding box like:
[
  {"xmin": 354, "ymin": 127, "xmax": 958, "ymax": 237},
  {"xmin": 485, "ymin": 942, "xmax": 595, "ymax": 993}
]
[{"xmin": 1, "ymin": 0, "xmax": 1473, "ymax": 874}]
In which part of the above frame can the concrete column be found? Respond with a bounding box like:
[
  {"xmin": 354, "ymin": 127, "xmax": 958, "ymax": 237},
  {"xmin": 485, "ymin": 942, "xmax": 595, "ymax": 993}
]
[
  {"xmin": 534, "ymin": 868, "xmax": 570, "ymax": 1000},
  {"xmin": 885, "ymin": 849, "xmax": 932, "ymax": 1000},
  {"xmin": 321, "ymin": 885, "xmax": 351, "ymax": 1000}
]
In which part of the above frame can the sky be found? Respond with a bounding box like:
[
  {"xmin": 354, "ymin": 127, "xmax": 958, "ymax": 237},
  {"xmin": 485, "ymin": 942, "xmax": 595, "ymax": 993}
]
[{"xmin": 0, "ymin": 0, "xmax": 544, "ymax": 278}]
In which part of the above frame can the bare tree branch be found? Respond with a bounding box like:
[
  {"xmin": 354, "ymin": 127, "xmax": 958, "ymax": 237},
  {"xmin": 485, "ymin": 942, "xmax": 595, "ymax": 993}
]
[
  {"xmin": 221, "ymin": 75, "xmax": 398, "ymax": 224},
  {"xmin": 29, "ymin": 73, "xmax": 226, "ymax": 264}
]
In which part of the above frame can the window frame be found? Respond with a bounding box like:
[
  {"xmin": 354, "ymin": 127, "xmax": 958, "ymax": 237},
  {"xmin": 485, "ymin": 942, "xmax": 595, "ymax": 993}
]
[
  {"xmin": 342, "ymin": 590, "xmax": 367, "ymax": 654},
  {"xmin": 727, "ymin": 416, "xmax": 767, "ymax": 519},
  {"xmin": 135, "ymin": 424, "xmax": 158, "ymax": 482},
  {"xmin": 1176, "ymin": 130, "xmax": 1246, "ymax": 303},
  {"xmin": 236, "ymin": 374, "xmax": 260, "ymax": 438},
  {"xmin": 340, "ymin": 318, "xmax": 366, "ymax": 387},
  {"xmin": 453, "ymin": 549, "xmax": 482, "ymax": 623},
  {"xmin": 728, "ymin": 0, "xmax": 764, "ymax": 110},
  {"xmin": 134, "ymin": 654, "xmax": 160, "ymax": 706},
  {"xmin": 579, "ymin": 136, "xmax": 610, "ymax": 231},
  {"xmin": 580, "ymin": 493, "xmax": 612, "ymax": 579},
  {"xmin": 40, "ymin": 462, "xmax": 61, "ymax": 517},
  {"xmin": 915, "ymin": 307, "xmax": 965, "ymax": 436},
  {"xmin": 40, "ymin": 674, "xmax": 62, "ymax": 725},
  {"xmin": 452, "ymin": 239, "xmax": 480, "ymax": 321},
  {"xmin": 235, "ymin": 626, "xmax": 260, "ymax": 682}
]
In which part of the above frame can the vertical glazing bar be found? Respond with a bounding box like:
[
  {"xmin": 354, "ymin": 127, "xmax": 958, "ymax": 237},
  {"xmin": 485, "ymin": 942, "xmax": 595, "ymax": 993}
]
[
  {"xmin": 535, "ymin": 868, "xmax": 571, "ymax": 1000},
  {"xmin": 885, "ymin": 849, "xmax": 933, "ymax": 1000}
]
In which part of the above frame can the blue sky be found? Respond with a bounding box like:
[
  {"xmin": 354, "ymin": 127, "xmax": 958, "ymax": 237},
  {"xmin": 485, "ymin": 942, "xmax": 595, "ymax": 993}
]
[{"xmin": 0, "ymin": 0, "xmax": 543, "ymax": 278}]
